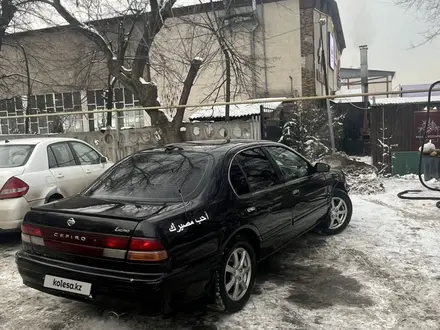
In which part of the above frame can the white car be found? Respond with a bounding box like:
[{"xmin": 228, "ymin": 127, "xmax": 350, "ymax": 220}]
[{"xmin": 0, "ymin": 137, "xmax": 113, "ymax": 232}]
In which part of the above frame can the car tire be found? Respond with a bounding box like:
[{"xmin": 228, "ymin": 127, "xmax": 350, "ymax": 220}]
[
  {"xmin": 210, "ymin": 236, "xmax": 257, "ymax": 313},
  {"xmin": 317, "ymin": 188, "xmax": 353, "ymax": 235}
]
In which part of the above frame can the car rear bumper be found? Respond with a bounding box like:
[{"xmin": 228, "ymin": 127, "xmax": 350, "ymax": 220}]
[
  {"xmin": 15, "ymin": 250, "xmax": 217, "ymax": 314},
  {"xmin": 0, "ymin": 197, "xmax": 30, "ymax": 231}
]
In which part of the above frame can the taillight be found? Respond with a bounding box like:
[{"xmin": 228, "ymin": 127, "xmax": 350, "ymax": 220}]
[
  {"xmin": 21, "ymin": 224, "xmax": 44, "ymax": 246},
  {"xmin": 127, "ymin": 238, "xmax": 168, "ymax": 262},
  {"xmin": 0, "ymin": 177, "xmax": 29, "ymax": 199},
  {"xmin": 103, "ymin": 236, "xmax": 130, "ymax": 250}
]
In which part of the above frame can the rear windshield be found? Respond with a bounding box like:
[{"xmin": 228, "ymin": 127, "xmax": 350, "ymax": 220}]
[
  {"xmin": 84, "ymin": 151, "xmax": 212, "ymax": 202},
  {"xmin": 0, "ymin": 145, "xmax": 35, "ymax": 168}
]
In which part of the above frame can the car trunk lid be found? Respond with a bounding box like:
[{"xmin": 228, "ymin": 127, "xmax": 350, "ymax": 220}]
[
  {"xmin": 21, "ymin": 195, "xmax": 180, "ymax": 272},
  {"xmin": 0, "ymin": 167, "xmax": 26, "ymax": 188}
]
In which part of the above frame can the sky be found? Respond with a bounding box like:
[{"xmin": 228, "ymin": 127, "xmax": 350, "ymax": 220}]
[{"xmin": 336, "ymin": 0, "xmax": 440, "ymax": 88}]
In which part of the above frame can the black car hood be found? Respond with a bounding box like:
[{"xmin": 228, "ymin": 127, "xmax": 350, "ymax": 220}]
[{"xmin": 35, "ymin": 195, "xmax": 189, "ymax": 220}]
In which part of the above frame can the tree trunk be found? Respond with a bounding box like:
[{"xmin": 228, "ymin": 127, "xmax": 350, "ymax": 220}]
[
  {"xmin": 172, "ymin": 58, "xmax": 203, "ymax": 140},
  {"xmin": 0, "ymin": 0, "xmax": 16, "ymax": 51},
  {"xmin": 19, "ymin": 44, "xmax": 31, "ymax": 134},
  {"xmin": 223, "ymin": 48, "xmax": 231, "ymax": 123},
  {"xmin": 106, "ymin": 88, "xmax": 113, "ymax": 128}
]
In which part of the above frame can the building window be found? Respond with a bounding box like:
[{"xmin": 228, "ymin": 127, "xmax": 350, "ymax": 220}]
[
  {"xmin": 0, "ymin": 97, "xmax": 24, "ymax": 134},
  {"xmin": 86, "ymin": 87, "xmax": 145, "ymax": 130}
]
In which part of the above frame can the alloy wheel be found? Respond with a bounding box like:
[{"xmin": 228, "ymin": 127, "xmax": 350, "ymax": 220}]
[
  {"xmin": 224, "ymin": 247, "xmax": 252, "ymax": 301},
  {"xmin": 329, "ymin": 197, "xmax": 348, "ymax": 230}
]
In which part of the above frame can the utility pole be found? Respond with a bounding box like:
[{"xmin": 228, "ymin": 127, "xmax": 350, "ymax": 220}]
[{"xmin": 319, "ymin": 17, "xmax": 336, "ymax": 153}]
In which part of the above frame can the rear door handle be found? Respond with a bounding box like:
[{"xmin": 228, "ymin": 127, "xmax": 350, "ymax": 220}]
[
  {"xmin": 292, "ymin": 189, "xmax": 300, "ymax": 196},
  {"xmin": 247, "ymin": 207, "xmax": 256, "ymax": 213},
  {"xmin": 56, "ymin": 173, "xmax": 64, "ymax": 178},
  {"xmin": 85, "ymin": 169, "xmax": 92, "ymax": 174}
]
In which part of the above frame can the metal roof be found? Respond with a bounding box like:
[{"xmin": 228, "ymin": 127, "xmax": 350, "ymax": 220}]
[
  {"xmin": 371, "ymin": 95, "xmax": 440, "ymax": 106},
  {"xmin": 188, "ymin": 98, "xmax": 286, "ymax": 120},
  {"xmin": 340, "ymin": 68, "xmax": 396, "ymax": 79}
]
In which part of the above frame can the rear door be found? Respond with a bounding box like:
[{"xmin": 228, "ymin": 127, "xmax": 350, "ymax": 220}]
[
  {"xmin": 68, "ymin": 141, "xmax": 110, "ymax": 187},
  {"xmin": 263, "ymin": 145, "xmax": 329, "ymax": 236},
  {"xmin": 229, "ymin": 147, "xmax": 293, "ymax": 254},
  {"xmin": 48, "ymin": 142, "xmax": 87, "ymax": 197}
]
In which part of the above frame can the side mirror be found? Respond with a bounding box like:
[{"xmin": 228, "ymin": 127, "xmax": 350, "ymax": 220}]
[
  {"xmin": 100, "ymin": 156, "xmax": 108, "ymax": 164},
  {"xmin": 315, "ymin": 162, "xmax": 330, "ymax": 173}
]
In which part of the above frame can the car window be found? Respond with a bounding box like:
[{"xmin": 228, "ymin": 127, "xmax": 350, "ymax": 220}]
[
  {"xmin": 49, "ymin": 143, "xmax": 76, "ymax": 168},
  {"xmin": 47, "ymin": 147, "xmax": 58, "ymax": 168},
  {"xmin": 70, "ymin": 142, "xmax": 100, "ymax": 165},
  {"xmin": 0, "ymin": 145, "xmax": 34, "ymax": 168},
  {"xmin": 234, "ymin": 147, "xmax": 279, "ymax": 193},
  {"xmin": 265, "ymin": 146, "xmax": 309, "ymax": 181},
  {"xmin": 229, "ymin": 159, "xmax": 250, "ymax": 195},
  {"xmin": 84, "ymin": 151, "xmax": 212, "ymax": 202}
]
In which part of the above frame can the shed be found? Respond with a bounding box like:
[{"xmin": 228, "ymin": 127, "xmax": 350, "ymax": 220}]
[{"xmin": 370, "ymin": 95, "xmax": 440, "ymax": 173}]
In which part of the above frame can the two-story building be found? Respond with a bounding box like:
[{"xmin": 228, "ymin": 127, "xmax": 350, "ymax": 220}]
[{"xmin": 0, "ymin": 0, "xmax": 345, "ymax": 134}]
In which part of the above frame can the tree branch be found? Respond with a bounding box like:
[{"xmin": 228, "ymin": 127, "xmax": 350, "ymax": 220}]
[{"xmin": 131, "ymin": 0, "xmax": 178, "ymax": 80}]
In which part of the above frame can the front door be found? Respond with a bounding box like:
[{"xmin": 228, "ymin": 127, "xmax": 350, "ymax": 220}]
[
  {"xmin": 229, "ymin": 147, "xmax": 293, "ymax": 255},
  {"xmin": 48, "ymin": 142, "xmax": 87, "ymax": 197},
  {"xmin": 264, "ymin": 145, "xmax": 329, "ymax": 236}
]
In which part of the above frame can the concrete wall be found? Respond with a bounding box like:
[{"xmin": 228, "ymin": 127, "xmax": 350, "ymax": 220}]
[
  {"xmin": 262, "ymin": 0, "xmax": 302, "ymax": 97},
  {"xmin": 0, "ymin": 120, "xmax": 259, "ymax": 162}
]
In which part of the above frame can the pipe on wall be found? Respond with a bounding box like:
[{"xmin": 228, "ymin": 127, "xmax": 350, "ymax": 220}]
[
  {"xmin": 260, "ymin": 0, "xmax": 269, "ymax": 97},
  {"xmin": 250, "ymin": 21, "xmax": 259, "ymax": 98}
]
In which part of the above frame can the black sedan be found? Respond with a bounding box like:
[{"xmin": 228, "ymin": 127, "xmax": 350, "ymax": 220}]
[{"xmin": 15, "ymin": 139, "xmax": 352, "ymax": 315}]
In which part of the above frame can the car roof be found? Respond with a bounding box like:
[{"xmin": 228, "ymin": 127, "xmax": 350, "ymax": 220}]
[
  {"xmin": 0, "ymin": 137, "xmax": 81, "ymax": 146},
  {"xmin": 159, "ymin": 139, "xmax": 281, "ymax": 154}
]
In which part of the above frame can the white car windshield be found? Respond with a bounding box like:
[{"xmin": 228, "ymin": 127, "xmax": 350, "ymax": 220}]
[{"xmin": 0, "ymin": 145, "xmax": 35, "ymax": 168}]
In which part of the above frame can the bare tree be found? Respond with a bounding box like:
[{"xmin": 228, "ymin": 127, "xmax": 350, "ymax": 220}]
[
  {"xmin": 395, "ymin": 0, "xmax": 440, "ymax": 44},
  {"xmin": 33, "ymin": 0, "xmax": 198, "ymax": 132},
  {"xmin": 1, "ymin": 0, "xmax": 264, "ymax": 137}
]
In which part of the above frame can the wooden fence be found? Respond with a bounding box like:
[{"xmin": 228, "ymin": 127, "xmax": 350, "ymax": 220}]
[{"xmin": 370, "ymin": 102, "xmax": 440, "ymax": 171}]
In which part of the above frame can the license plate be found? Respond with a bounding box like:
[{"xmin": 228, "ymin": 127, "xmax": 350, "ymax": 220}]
[{"xmin": 43, "ymin": 275, "xmax": 92, "ymax": 296}]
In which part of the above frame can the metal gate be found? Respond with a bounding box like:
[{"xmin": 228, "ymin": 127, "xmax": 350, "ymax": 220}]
[{"xmin": 259, "ymin": 103, "xmax": 293, "ymax": 142}]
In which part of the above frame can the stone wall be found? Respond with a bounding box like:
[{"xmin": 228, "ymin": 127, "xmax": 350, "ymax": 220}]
[{"xmin": 0, "ymin": 120, "xmax": 260, "ymax": 162}]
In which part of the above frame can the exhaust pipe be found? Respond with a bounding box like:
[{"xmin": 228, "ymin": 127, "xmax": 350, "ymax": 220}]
[{"xmin": 107, "ymin": 310, "xmax": 126, "ymax": 320}]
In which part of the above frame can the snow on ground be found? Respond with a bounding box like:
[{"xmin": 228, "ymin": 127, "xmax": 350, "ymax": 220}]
[{"xmin": 2, "ymin": 176, "xmax": 440, "ymax": 329}]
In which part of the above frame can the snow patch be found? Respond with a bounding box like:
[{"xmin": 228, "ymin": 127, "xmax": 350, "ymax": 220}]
[
  {"xmin": 139, "ymin": 77, "xmax": 156, "ymax": 86},
  {"xmin": 194, "ymin": 56, "xmax": 204, "ymax": 62},
  {"xmin": 321, "ymin": 153, "xmax": 385, "ymax": 195},
  {"xmin": 180, "ymin": 127, "xmax": 187, "ymax": 132}
]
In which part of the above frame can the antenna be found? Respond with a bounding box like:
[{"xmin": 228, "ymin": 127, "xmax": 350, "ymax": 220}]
[{"xmin": 176, "ymin": 182, "xmax": 188, "ymax": 214}]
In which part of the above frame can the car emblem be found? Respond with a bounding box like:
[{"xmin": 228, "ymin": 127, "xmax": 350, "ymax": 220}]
[{"xmin": 67, "ymin": 218, "xmax": 75, "ymax": 227}]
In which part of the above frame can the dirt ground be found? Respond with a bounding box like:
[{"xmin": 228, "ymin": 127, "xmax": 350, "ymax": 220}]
[{"xmin": 1, "ymin": 177, "xmax": 440, "ymax": 330}]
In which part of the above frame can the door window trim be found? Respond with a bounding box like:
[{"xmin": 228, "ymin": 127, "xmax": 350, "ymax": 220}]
[
  {"xmin": 262, "ymin": 144, "xmax": 314, "ymax": 184},
  {"xmin": 68, "ymin": 141, "xmax": 102, "ymax": 166},
  {"xmin": 47, "ymin": 142, "xmax": 79, "ymax": 168},
  {"xmin": 227, "ymin": 145, "xmax": 284, "ymax": 198}
]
